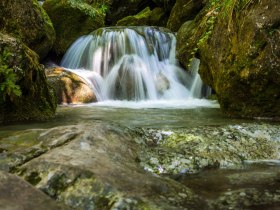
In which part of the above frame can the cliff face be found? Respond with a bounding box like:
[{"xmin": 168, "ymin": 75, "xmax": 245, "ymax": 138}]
[{"xmin": 177, "ymin": 0, "xmax": 280, "ymax": 119}]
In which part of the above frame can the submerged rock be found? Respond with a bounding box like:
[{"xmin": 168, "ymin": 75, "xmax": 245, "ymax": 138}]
[
  {"xmin": 177, "ymin": 0, "xmax": 280, "ymax": 119},
  {"xmin": 46, "ymin": 67, "xmax": 97, "ymax": 104},
  {"xmin": 0, "ymin": 171, "xmax": 71, "ymax": 210},
  {"xmin": 43, "ymin": 0, "xmax": 106, "ymax": 55},
  {"xmin": 0, "ymin": 0, "xmax": 55, "ymax": 60},
  {"xmin": 0, "ymin": 33, "xmax": 56, "ymax": 123}
]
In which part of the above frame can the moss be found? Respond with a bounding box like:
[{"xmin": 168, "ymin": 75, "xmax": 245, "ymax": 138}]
[
  {"xmin": 177, "ymin": 0, "xmax": 280, "ymax": 119},
  {"xmin": 0, "ymin": 33, "xmax": 57, "ymax": 123},
  {"xmin": 0, "ymin": 0, "xmax": 55, "ymax": 59},
  {"xmin": 116, "ymin": 7, "xmax": 151, "ymax": 26},
  {"xmin": 43, "ymin": 0, "xmax": 106, "ymax": 55}
]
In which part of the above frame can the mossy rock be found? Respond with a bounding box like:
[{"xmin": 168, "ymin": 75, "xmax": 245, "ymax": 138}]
[
  {"xmin": 116, "ymin": 7, "xmax": 166, "ymax": 27},
  {"xmin": 0, "ymin": 32, "xmax": 56, "ymax": 123},
  {"xmin": 167, "ymin": 0, "xmax": 205, "ymax": 32},
  {"xmin": 105, "ymin": 0, "xmax": 154, "ymax": 25},
  {"xmin": 152, "ymin": 0, "xmax": 176, "ymax": 12},
  {"xmin": 177, "ymin": 0, "xmax": 280, "ymax": 119},
  {"xmin": 0, "ymin": 0, "xmax": 55, "ymax": 60},
  {"xmin": 43, "ymin": 0, "xmax": 107, "ymax": 55}
]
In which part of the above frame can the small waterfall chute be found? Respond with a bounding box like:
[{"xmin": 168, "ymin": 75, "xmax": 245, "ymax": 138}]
[{"xmin": 60, "ymin": 26, "xmax": 208, "ymax": 102}]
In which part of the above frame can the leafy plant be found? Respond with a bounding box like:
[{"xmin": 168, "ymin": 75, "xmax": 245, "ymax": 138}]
[
  {"xmin": 188, "ymin": 0, "xmax": 254, "ymax": 66},
  {"xmin": 0, "ymin": 49, "xmax": 22, "ymax": 101}
]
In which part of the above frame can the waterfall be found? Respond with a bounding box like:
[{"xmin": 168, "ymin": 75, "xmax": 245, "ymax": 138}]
[{"xmin": 60, "ymin": 26, "xmax": 207, "ymax": 102}]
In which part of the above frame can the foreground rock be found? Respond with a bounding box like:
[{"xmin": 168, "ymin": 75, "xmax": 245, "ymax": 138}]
[
  {"xmin": 0, "ymin": 121, "xmax": 279, "ymax": 209},
  {"xmin": 14, "ymin": 123, "xmax": 206, "ymax": 209},
  {"xmin": 0, "ymin": 171, "xmax": 70, "ymax": 210},
  {"xmin": 0, "ymin": 0, "xmax": 55, "ymax": 59},
  {"xmin": 0, "ymin": 33, "xmax": 56, "ymax": 123},
  {"xmin": 177, "ymin": 0, "xmax": 280, "ymax": 119},
  {"xmin": 46, "ymin": 67, "xmax": 97, "ymax": 104}
]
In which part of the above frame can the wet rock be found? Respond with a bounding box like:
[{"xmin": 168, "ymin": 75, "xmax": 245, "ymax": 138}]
[
  {"xmin": 139, "ymin": 123, "xmax": 280, "ymax": 174},
  {"xmin": 211, "ymin": 188, "xmax": 280, "ymax": 210},
  {"xmin": 46, "ymin": 67, "xmax": 97, "ymax": 104},
  {"xmin": 0, "ymin": 0, "xmax": 55, "ymax": 60},
  {"xmin": 1, "ymin": 121, "xmax": 280, "ymax": 209},
  {"xmin": 0, "ymin": 171, "xmax": 70, "ymax": 210},
  {"xmin": 7, "ymin": 122, "xmax": 207, "ymax": 209},
  {"xmin": 0, "ymin": 32, "xmax": 56, "ymax": 123}
]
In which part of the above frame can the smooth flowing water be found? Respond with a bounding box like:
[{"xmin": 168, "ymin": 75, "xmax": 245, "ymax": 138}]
[{"xmin": 60, "ymin": 26, "xmax": 210, "ymax": 101}]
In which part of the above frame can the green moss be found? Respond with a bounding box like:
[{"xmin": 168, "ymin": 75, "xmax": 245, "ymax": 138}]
[
  {"xmin": 116, "ymin": 7, "xmax": 151, "ymax": 26},
  {"xmin": 43, "ymin": 0, "xmax": 106, "ymax": 55},
  {"xmin": 0, "ymin": 33, "xmax": 57, "ymax": 123}
]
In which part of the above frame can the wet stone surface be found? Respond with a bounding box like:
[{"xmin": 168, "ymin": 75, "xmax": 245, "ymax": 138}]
[{"xmin": 0, "ymin": 122, "xmax": 280, "ymax": 209}]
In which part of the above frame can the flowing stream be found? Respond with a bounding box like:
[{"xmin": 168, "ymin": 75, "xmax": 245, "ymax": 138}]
[{"xmin": 1, "ymin": 26, "xmax": 280, "ymax": 209}]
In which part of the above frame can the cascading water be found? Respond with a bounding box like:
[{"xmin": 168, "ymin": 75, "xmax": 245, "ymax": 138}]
[{"xmin": 60, "ymin": 26, "xmax": 209, "ymax": 102}]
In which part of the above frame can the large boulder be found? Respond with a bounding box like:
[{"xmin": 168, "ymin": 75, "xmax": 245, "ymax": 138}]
[
  {"xmin": 177, "ymin": 0, "xmax": 280, "ymax": 119},
  {"xmin": 0, "ymin": 0, "xmax": 55, "ymax": 60},
  {"xmin": 46, "ymin": 67, "xmax": 97, "ymax": 104},
  {"xmin": 167, "ymin": 0, "xmax": 206, "ymax": 32},
  {"xmin": 43, "ymin": 0, "xmax": 107, "ymax": 55},
  {"xmin": 11, "ymin": 122, "xmax": 207, "ymax": 209},
  {"xmin": 0, "ymin": 33, "xmax": 56, "ymax": 123}
]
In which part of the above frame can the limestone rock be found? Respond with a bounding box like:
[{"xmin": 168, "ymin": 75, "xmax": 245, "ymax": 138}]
[
  {"xmin": 0, "ymin": 0, "xmax": 55, "ymax": 60},
  {"xmin": 0, "ymin": 32, "xmax": 56, "ymax": 123},
  {"xmin": 46, "ymin": 67, "xmax": 97, "ymax": 104}
]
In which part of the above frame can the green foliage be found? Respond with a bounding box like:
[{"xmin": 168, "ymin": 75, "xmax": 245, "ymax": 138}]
[
  {"xmin": 0, "ymin": 49, "xmax": 22, "ymax": 101},
  {"xmin": 99, "ymin": 3, "xmax": 109, "ymax": 14}
]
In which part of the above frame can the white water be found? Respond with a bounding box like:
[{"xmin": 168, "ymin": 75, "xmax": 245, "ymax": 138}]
[{"xmin": 61, "ymin": 26, "xmax": 212, "ymax": 106}]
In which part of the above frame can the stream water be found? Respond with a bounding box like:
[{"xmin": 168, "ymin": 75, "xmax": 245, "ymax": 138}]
[{"xmin": 1, "ymin": 26, "xmax": 279, "ymax": 209}]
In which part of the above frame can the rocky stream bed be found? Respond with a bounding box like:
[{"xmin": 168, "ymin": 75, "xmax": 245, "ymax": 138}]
[{"xmin": 1, "ymin": 119, "xmax": 280, "ymax": 210}]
